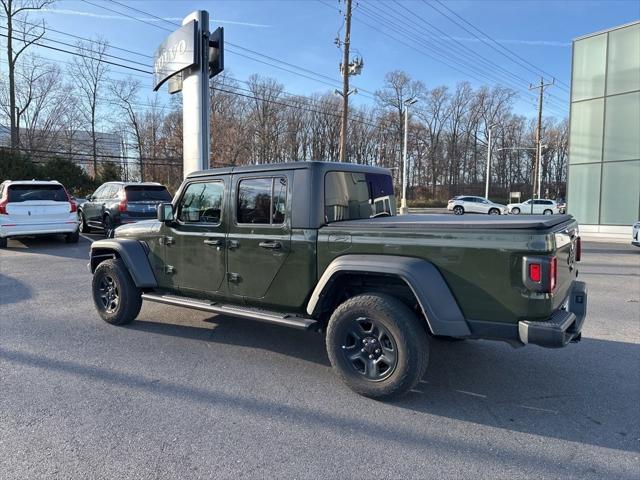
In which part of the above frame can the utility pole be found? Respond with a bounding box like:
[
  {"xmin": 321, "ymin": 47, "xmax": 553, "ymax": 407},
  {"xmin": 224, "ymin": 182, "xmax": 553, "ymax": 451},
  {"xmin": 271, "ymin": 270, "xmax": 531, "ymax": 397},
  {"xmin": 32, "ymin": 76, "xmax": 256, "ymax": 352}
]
[
  {"xmin": 485, "ymin": 123, "xmax": 497, "ymax": 199},
  {"xmin": 400, "ymin": 97, "xmax": 417, "ymax": 215},
  {"xmin": 529, "ymin": 77, "xmax": 554, "ymax": 213},
  {"xmin": 338, "ymin": 0, "xmax": 352, "ymax": 163}
]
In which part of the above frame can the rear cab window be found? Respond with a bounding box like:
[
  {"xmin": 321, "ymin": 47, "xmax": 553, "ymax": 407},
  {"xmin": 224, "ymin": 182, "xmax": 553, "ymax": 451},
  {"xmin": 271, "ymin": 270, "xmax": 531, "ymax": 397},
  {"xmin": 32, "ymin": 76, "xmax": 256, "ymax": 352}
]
[
  {"xmin": 8, "ymin": 184, "xmax": 67, "ymax": 202},
  {"xmin": 125, "ymin": 185, "xmax": 172, "ymax": 202},
  {"xmin": 324, "ymin": 171, "xmax": 395, "ymax": 223}
]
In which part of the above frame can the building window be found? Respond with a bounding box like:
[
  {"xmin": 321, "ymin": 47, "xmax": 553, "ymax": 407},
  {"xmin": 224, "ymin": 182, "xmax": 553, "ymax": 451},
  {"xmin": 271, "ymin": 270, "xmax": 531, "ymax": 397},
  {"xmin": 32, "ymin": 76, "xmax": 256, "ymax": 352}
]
[
  {"xmin": 569, "ymin": 98, "xmax": 604, "ymax": 164},
  {"xmin": 606, "ymin": 24, "xmax": 640, "ymax": 96},
  {"xmin": 603, "ymin": 91, "xmax": 640, "ymax": 162},
  {"xmin": 600, "ymin": 161, "xmax": 640, "ymax": 225},
  {"xmin": 567, "ymin": 163, "xmax": 601, "ymax": 225},
  {"xmin": 572, "ymin": 33, "xmax": 607, "ymax": 102}
]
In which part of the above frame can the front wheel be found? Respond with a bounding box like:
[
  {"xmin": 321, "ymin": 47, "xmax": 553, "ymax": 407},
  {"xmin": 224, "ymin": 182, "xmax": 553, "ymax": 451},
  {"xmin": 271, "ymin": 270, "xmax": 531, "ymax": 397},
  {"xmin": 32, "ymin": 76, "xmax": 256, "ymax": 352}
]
[
  {"xmin": 488, "ymin": 208, "xmax": 500, "ymax": 215},
  {"xmin": 92, "ymin": 259, "xmax": 142, "ymax": 325},
  {"xmin": 326, "ymin": 293, "xmax": 429, "ymax": 399},
  {"xmin": 453, "ymin": 206, "xmax": 464, "ymax": 215},
  {"xmin": 511, "ymin": 207, "xmax": 520, "ymax": 215},
  {"xmin": 0, "ymin": 237, "xmax": 7, "ymax": 248}
]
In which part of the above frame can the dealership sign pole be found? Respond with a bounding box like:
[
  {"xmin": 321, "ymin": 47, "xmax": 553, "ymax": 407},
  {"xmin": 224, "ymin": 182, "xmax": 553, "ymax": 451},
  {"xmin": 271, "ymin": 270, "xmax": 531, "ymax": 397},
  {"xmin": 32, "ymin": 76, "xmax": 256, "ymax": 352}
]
[{"xmin": 153, "ymin": 11, "xmax": 224, "ymax": 179}]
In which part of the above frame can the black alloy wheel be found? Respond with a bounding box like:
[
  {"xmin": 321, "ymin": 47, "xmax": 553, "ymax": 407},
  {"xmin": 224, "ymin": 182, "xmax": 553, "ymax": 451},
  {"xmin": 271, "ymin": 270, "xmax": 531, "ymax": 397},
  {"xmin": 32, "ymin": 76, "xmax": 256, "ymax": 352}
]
[
  {"xmin": 97, "ymin": 274, "xmax": 120, "ymax": 314},
  {"xmin": 341, "ymin": 316, "xmax": 398, "ymax": 381}
]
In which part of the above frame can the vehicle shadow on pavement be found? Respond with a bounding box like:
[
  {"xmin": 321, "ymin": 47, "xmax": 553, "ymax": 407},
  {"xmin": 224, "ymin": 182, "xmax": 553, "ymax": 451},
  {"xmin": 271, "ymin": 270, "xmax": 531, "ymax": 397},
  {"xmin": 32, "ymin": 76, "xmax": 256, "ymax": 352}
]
[
  {"xmin": 1, "ymin": 234, "xmax": 99, "ymax": 260},
  {"xmin": 128, "ymin": 315, "xmax": 331, "ymax": 367},
  {"xmin": 0, "ymin": 273, "xmax": 33, "ymax": 306}
]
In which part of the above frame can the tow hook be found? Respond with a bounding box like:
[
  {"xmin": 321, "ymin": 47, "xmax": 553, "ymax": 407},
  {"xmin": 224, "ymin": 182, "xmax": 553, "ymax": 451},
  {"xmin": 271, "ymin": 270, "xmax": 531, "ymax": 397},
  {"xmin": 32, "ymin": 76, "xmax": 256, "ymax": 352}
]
[{"xmin": 570, "ymin": 333, "xmax": 582, "ymax": 343}]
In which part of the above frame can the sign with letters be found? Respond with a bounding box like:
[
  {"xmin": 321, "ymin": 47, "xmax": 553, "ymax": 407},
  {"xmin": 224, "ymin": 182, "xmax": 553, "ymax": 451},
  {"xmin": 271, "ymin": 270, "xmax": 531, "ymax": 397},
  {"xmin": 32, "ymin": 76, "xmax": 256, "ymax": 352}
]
[{"xmin": 153, "ymin": 20, "xmax": 198, "ymax": 91}]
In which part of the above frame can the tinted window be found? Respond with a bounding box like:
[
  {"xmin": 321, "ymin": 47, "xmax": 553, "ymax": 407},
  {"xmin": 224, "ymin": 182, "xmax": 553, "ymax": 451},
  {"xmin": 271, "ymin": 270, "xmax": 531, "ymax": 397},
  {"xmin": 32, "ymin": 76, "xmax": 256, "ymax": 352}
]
[
  {"xmin": 126, "ymin": 185, "xmax": 172, "ymax": 202},
  {"xmin": 325, "ymin": 171, "xmax": 395, "ymax": 223},
  {"xmin": 8, "ymin": 184, "xmax": 67, "ymax": 202},
  {"xmin": 237, "ymin": 177, "xmax": 287, "ymax": 225},
  {"xmin": 178, "ymin": 181, "xmax": 224, "ymax": 224},
  {"xmin": 91, "ymin": 185, "xmax": 107, "ymax": 199}
]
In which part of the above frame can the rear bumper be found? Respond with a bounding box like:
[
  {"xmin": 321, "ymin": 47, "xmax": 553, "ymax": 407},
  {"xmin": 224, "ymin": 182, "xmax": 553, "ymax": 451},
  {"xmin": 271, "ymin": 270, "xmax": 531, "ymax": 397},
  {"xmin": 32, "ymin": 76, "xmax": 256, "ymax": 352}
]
[
  {"xmin": 518, "ymin": 281, "xmax": 587, "ymax": 348},
  {"xmin": 0, "ymin": 221, "xmax": 78, "ymax": 238}
]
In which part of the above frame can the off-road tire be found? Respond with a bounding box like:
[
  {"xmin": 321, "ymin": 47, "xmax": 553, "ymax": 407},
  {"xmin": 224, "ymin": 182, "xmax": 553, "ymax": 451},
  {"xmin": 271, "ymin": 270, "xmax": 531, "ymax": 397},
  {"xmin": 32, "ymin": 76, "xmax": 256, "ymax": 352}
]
[
  {"xmin": 0, "ymin": 237, "xmax": 7, "ymax": 248},
  {"xmin": 78, "ymin": 210, "xmax": 91, "ymax": 233},
  {"xmin": 453, "ymin": 206, "xmax": 464, "ymax": 215},
  {"xmin": 511, "ymin": 207, "xmax": 521, "ymax": 215},
  {"xmin": 92, "ymin": 258, "xmax": 142, "ymax": 325},
  {"xmin": 65, "ymin": 229, "xmax": 80, "ymax": 243},
  {"xmin": 326, "ymin": 293, "xmax": 429, "ymax": 399}
]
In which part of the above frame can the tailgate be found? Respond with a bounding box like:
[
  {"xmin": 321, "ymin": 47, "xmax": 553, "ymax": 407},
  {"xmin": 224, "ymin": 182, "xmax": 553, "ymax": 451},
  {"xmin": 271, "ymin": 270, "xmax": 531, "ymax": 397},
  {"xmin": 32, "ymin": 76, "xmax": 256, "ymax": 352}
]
[
  {"xmin": 125, "ymin": 201, "xmax": 161, "ymax": 218},
  {"xmin": 7, "ymin": 200, "xmax": 71, "ymax": 222},
  {"xmin": 553, "ymin": 221, "xmax": 580, "ymax": 303}
]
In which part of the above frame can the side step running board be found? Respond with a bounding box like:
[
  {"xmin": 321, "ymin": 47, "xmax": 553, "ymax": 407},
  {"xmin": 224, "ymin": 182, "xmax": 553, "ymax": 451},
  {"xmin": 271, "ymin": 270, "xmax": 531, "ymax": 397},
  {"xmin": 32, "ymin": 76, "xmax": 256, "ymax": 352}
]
[{"xmin": 141, "ymin": 293, "xmax": 318, "ymax": 330}]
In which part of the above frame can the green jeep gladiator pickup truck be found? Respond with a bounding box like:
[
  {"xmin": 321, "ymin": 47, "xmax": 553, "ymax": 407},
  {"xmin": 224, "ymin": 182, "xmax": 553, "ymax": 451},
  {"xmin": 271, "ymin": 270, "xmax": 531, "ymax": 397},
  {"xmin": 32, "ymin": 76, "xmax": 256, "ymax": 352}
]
[{"xmin": 88, "ymin": 161, "xmax": 587, "ymax": 399}]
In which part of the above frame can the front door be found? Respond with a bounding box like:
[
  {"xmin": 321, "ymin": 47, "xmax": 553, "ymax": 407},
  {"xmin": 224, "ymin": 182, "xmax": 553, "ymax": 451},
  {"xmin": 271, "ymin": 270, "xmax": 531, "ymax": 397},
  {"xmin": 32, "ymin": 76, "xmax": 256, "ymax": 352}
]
[
  {"xmin": 226, "ymin": 174, "xmax": 291, "ymax": 299},
  {"xmin": 161, "ymin": 177, "xmax": 228, "ymax": 297}
]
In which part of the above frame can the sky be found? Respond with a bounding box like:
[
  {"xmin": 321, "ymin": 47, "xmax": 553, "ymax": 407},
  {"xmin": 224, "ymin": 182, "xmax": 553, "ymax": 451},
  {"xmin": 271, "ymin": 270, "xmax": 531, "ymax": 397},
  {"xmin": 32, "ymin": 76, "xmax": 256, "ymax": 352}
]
[{"xmin": 3, "ymin": 0, "xmax": 640, "ymax": 119}]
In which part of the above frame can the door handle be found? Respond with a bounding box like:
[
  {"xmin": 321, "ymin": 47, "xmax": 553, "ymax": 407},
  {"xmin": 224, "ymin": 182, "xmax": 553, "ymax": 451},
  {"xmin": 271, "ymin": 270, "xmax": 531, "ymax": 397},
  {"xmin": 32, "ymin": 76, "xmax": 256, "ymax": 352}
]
[
  {"xmin": 259, "ymin": 241, "xmax": 281, "ymax": 250},
  {"xmin": 203, "ymin": 239, "xmax": 222, "ymax": 246}
]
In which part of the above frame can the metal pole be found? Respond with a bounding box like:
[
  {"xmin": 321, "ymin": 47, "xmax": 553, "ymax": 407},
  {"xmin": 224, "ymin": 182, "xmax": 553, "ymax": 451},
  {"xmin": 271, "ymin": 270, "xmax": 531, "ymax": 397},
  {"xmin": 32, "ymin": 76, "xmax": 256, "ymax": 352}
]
[
  {"xmin": 400, "ymin": 103, "xmax": 409, "ymax": 215},
  {"xmin": 537, "ymin": 143, "xmax": 543, "ymax": 199},
  {"xmin": 338, "ymin": 0, "xmax": 352, "ymax": 163},
  {"xmin": 484, "ymin": 126, "xmax": 492, "ymax": 199},
  {"xmin": 181, "ymin": 10, "xmax": 210, "ymax": 178}
]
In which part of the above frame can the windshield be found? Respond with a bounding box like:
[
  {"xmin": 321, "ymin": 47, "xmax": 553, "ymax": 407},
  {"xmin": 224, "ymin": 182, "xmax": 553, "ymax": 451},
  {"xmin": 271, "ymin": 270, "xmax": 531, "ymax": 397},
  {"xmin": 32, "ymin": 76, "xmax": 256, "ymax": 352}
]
[
  {"xmin": 8, "ymin": 184, "xmax": 67, "ymax": 202},
  {"xmin": 325, "ymin": 171, "xmax": 396, "ymax": 223},
  {"xmin": 125, "ymin": 185, "xmax": 172, "ymax": 202}
]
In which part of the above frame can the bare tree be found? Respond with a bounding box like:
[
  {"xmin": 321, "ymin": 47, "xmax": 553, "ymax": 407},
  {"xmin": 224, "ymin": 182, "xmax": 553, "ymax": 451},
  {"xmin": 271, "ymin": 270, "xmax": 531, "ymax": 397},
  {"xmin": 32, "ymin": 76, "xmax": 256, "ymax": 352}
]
[
  {"xmin": 1, "ymin": 0, "xmax": 55, "ymax": 148},
  {"xmin": 70, "ymin": 37, "xmax": 110, "ymax": 177},
  {"xmin": 110, "ymin": 77, "xmax": 143, "ymax": 180}
]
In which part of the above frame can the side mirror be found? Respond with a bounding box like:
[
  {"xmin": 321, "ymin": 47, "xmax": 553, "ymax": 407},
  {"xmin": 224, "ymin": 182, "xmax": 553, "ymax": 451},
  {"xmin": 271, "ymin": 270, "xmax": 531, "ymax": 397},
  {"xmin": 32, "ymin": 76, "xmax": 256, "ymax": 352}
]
[{"xmin": 157, "ymin": 203, "xmax": 175, "ymax": 223}]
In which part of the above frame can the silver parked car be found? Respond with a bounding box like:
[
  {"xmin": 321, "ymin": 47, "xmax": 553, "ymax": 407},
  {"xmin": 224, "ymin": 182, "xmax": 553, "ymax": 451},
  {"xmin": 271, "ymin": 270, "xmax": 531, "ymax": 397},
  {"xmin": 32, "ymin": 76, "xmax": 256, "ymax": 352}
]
[{"xmin": 447, "ymin": 196, "xmax": 507, "ymax": 215}]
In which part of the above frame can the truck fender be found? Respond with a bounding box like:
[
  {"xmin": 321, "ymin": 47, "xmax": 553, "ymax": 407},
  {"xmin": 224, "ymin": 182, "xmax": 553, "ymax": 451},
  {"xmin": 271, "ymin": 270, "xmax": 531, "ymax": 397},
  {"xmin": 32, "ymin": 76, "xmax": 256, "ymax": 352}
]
[
  {"xmin": 89, "ymin": 239, "xmax": 157, "ymax": 288},
  {"xmin": 307, "ymin": 255, "xmax": 471, "ymax": 338}
]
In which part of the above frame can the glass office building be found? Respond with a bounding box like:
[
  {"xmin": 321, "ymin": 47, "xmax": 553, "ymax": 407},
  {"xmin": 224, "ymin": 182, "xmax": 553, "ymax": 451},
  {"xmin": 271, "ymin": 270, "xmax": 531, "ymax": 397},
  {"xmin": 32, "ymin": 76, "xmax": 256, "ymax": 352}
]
[{"xmin": 568, "ymin": 21, "xmax": 640, "ymax": 233}]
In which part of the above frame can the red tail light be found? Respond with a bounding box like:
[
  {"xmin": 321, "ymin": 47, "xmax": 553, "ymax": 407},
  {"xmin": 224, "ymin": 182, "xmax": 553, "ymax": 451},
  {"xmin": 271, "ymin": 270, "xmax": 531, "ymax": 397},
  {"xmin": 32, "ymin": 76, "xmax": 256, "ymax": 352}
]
[
  {"xmin": 63, "ymin": 187, "xmax": 77, "ymax": 213},
  {"xmin": 118, "ymin": 191, "xmax": 127, "ymax": 213},
  {"xmin": 550, "ymin": 256, "xmax": 557, "ymax": 291},
  {"xmin": 0, "ymin": 190, "xmax": 8, "ymax": 215},
  {"xmin": 528, "ymin": 263, "xmax": 542, "ymax": 283},
  {"xmin": 576, "ymin": 237, "xmax": 581, "ymax": 262}
]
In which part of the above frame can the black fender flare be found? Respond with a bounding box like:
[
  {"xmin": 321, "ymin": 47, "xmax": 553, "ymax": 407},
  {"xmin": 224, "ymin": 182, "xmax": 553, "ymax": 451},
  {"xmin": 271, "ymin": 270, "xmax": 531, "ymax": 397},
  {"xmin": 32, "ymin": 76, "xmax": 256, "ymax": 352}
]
[
  {"xmin": 307, "ymin": 255, "xmax": 471, "ymax": 337},
  {"xmin": 89, "ymin": 239, "xmax": 157, "ymax": 288}
]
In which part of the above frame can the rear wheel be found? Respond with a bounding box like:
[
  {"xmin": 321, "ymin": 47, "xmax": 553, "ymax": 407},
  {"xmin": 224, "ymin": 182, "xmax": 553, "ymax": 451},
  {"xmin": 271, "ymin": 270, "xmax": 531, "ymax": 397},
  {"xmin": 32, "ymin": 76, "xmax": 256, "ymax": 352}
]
[
  {"xmin": 453, "ymin": 205, "xmax": 464, "ymax": 215},
  {"xmin": 64, "ymin": 229, "xmax": 79, "ymax": 243},
  {"xmin": 0, "ymin": 237, "xmax": 7, "ymax": 248},
  {"xmin": 488, "ymin": 208, "xmax": 500, "ymax": 215},
  {"xmin": 543, "ymin": 209, "xmax": 553, "ymax": 215},
  {"xmin": 92, "ymin": 258, "xmax": 142, "ymax": 325},
  {"xmin": 511, "ymin": 207, "xmax": 521, "ymax": 215},
  {"xmin": 103, "ymin": 215, "xmax": 116, "ymax": 238},
  {"xmin": 78, "ymin": 210, "xmax": 91, "ymax": 233},
  {"xmin": 326, "ymin": 293, "xmax": 429, "ymax": 399}
]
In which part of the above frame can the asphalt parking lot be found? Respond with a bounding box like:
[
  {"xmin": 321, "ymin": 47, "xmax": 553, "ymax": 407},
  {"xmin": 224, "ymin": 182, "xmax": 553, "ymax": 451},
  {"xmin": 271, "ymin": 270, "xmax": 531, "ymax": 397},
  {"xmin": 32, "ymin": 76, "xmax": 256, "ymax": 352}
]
[{"xmin": 1, "ymin": 234, "xmax": 638, "ymax": 479}]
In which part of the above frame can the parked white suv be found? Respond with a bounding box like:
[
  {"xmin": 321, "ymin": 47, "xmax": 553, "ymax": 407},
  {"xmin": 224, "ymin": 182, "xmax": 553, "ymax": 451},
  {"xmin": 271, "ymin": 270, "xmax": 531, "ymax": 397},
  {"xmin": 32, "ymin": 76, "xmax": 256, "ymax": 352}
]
[
  {"xmin": 507, "ymin": 199, "xmax": 560, "ymax": 215},
  {"xmin": 447, "ymin": 196, "xmax": 507, "ymax": 215},
  {"xmin": 0, "ymin": 180, "xmax": 79, "ymax": 248}
]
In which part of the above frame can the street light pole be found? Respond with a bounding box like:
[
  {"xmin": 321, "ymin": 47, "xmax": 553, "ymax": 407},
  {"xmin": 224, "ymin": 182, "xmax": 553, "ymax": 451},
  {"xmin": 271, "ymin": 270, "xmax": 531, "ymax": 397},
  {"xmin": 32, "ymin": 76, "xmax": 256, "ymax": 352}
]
[
  {"xmin": 484, "ymin": 124, "xmax": 497, "ymax": 199},
  {"xmin": 400, "ymin": 98, "xmax": 417, "ymax": 215}
]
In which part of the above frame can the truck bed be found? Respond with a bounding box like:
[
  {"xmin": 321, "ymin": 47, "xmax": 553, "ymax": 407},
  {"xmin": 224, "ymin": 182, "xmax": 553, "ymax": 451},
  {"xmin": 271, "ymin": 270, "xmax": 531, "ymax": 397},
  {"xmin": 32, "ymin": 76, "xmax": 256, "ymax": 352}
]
[{"xmin": 331, "ymin": 214, "xmax": 574, "ymax": 230}]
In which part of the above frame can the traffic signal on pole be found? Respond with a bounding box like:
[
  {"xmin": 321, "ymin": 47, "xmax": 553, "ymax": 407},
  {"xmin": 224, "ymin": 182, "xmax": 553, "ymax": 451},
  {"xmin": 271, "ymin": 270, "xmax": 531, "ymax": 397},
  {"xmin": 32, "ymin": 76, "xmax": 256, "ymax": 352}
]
[{"xmin": 209, "ymin": 27, "xmax": 224, "ymax": 78}]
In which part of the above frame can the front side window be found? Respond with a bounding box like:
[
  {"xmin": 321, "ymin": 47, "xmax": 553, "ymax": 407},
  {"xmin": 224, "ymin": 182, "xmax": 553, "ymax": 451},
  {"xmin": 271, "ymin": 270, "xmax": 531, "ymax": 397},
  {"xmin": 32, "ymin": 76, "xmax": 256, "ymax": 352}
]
[
  {"xmin": 325, "ymin": 171, "xmax": 396, "ymax": 223},
  {"xmin": 237, "ymin": 177, "xmax": 287, "ymax": 225},
  {"xmin": 178, "ymin": 181, "xmax": 224, "ymax": 224}
]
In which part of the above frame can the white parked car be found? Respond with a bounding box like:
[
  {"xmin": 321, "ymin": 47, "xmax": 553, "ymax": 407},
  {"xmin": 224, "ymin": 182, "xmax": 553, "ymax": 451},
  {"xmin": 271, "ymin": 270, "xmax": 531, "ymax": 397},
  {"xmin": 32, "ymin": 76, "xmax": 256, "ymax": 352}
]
[
  {"xmin": 632, "ymin": 222, "xmax": 640, "ymax": 247},
  {"xmin": 0, "ymin": 180, "xmax": 79, "ymax": 248},
  {"xmin": 447, "ymin": 195, "xmax": 507, "ymax": 215},
  {"xmin": 507, "ymin": 199, "xmax": 560, "ymax": 215}
]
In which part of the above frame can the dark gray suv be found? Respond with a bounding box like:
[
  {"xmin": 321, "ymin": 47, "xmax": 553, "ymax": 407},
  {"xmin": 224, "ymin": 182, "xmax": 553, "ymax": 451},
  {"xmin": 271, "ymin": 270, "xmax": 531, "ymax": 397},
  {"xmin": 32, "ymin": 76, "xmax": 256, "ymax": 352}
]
[{"xmin": 78, "ymin": 182, "xmax": 172, "ymax": 237}]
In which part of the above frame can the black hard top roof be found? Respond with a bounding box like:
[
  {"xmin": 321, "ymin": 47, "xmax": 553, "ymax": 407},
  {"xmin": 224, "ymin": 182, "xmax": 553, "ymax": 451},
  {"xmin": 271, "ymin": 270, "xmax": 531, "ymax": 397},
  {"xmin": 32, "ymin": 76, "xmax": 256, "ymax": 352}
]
[{"xmin": 186, "ymin": 160, "xmax": 391, "ymax": 178}]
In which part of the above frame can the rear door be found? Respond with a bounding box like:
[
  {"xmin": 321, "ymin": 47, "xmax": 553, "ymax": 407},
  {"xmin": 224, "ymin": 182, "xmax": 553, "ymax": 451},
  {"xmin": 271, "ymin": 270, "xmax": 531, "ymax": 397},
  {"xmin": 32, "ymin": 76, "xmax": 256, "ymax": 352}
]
[
  {"xmin": 124, "ymin": 185, "xmax": 172, "ymax": 220},
  {"xmin": 6, "ymin": 184, "xmax": 71, "ymax": 223},
  {"xmin": 226, "ymin": 174, "xmax": 291, "ymax": 299},
  {"xmin": 85, "ymin": 184, "xmax": 110, "ymax": 225}
]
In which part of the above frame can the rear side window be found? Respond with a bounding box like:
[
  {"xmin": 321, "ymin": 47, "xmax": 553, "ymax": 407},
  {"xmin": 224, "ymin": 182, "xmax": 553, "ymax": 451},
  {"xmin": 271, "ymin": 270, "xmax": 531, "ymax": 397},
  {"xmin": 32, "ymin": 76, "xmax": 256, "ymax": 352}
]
[
  {"xmin": 125, "ymin": 185, "xmax": 172, "ymax": 202},
  {"xmin": 8, "ymin": 184, "xmax": 67, "ymax": 202},
  {"xmin": 237, "ymin": 177, "xmax": 287, "ymax": 225},
  {"xmin": 325, "ymin": 171, "xmax": 395, "ymax": 223}
]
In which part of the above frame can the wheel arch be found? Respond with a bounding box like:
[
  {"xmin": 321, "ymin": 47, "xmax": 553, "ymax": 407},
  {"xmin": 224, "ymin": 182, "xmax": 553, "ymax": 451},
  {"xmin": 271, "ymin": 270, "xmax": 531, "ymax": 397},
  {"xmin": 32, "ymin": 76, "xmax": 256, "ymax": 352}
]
[
  {"xmin": 307, "ymin": 255, "xmax": 471, "ymax": 337},
  {"xmin": 89, "ymin": 239, "xmax": 157, "ymax": 288}
]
